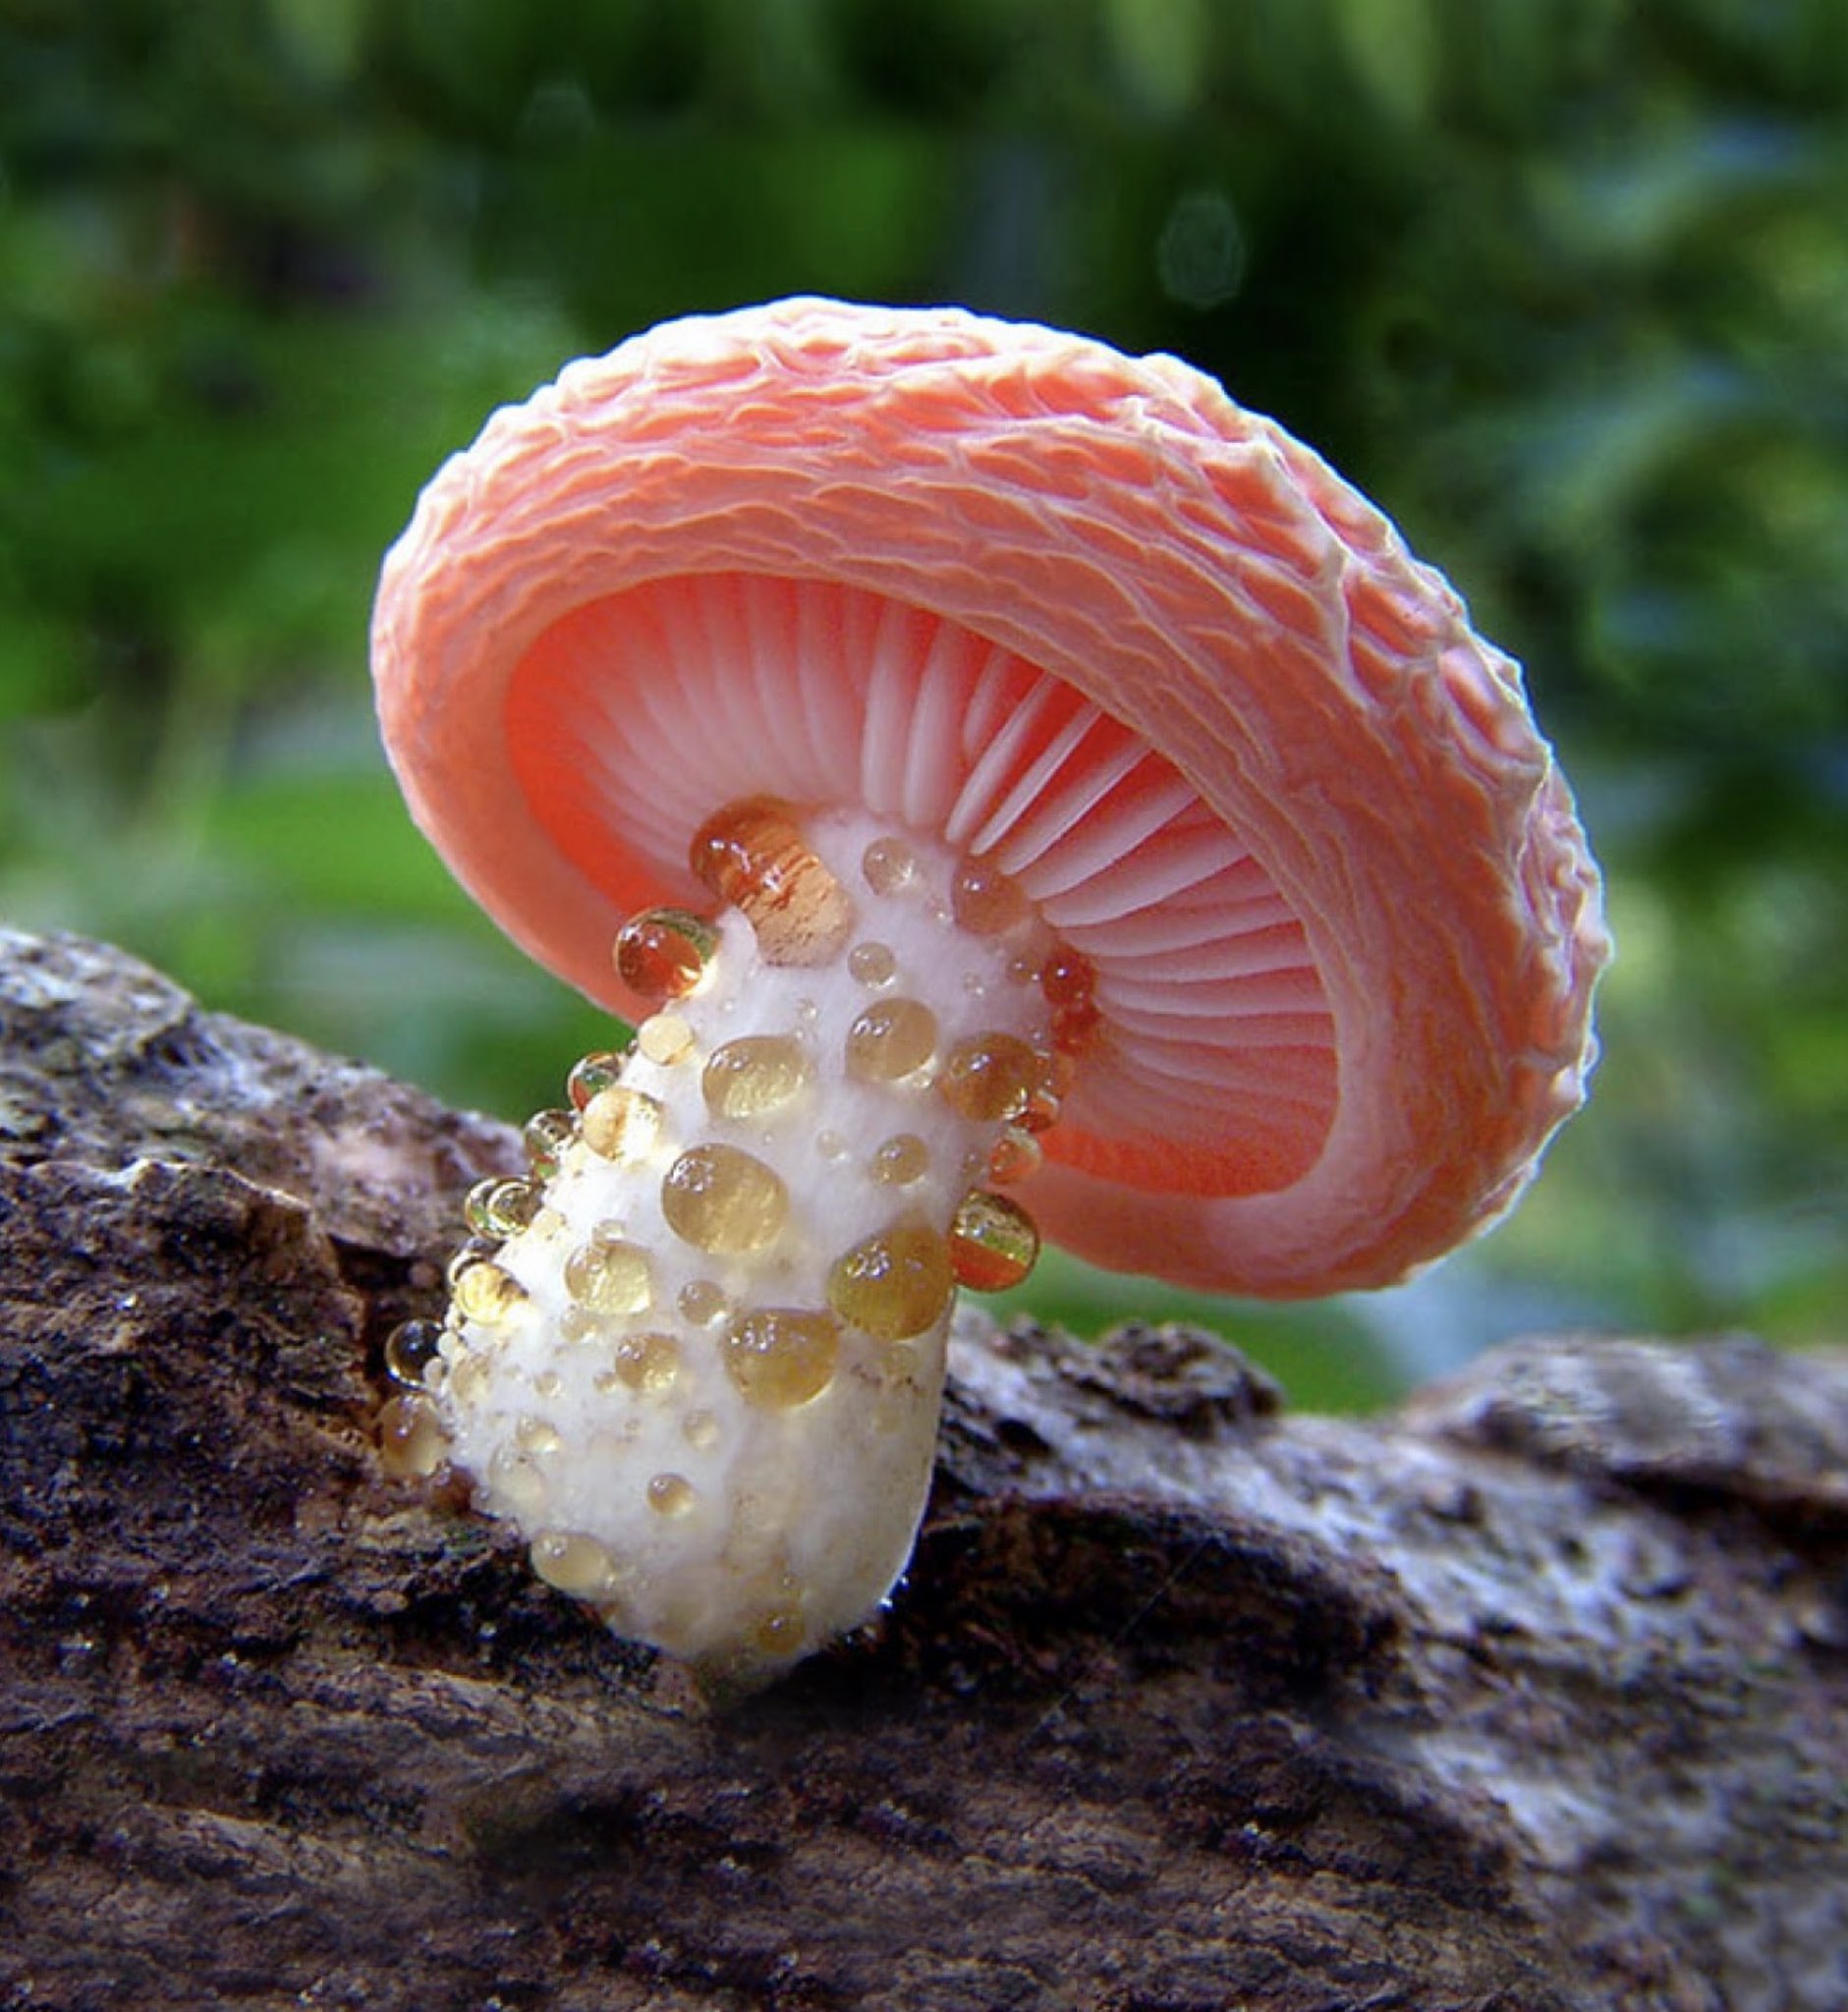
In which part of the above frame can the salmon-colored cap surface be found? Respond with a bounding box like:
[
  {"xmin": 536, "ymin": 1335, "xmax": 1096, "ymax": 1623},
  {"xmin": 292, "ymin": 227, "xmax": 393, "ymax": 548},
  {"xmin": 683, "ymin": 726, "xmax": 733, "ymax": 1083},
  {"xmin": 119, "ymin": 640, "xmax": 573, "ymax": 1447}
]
[{"xmin": 372, "ymin": 297, "xmax": 1609, "ymax": 1298}]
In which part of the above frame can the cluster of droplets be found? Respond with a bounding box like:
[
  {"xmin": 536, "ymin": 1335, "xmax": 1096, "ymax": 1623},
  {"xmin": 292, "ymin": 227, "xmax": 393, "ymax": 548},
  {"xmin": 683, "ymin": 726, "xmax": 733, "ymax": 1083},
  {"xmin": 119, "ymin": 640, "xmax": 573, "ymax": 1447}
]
[{"xmin": 376, "ymin": 796, "xmax": 1098, "ymax": 1679}]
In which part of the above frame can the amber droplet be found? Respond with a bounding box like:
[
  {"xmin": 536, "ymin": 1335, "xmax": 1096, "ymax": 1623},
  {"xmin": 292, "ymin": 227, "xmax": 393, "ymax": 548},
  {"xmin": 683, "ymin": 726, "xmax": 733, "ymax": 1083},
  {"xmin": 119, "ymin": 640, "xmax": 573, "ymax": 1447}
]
[
  {"xmin": 614, "ymin": 907, "xmax": 717, "ymax": 1003},
  {"xmin": 611, "ymin": 1329, "xmax": 680, "ymax": 1396},
  {"xmin": 861, "ymin": 836, "xmax": 918, "ymax": 895},
  {"xmin": 464, "ymin": 1175, "xmax": 540, "ymax": 1239},
  {"xmin": 847, "ymin": 940, "xmax": 897, "ymax": 987},
  {"xmin": 723, "ymin": 1308, "xmax": 841, "ymax": 1410},
  {"xmin": 683, "ymin": 1410, "xmax": 720, "ymax": 1452},
  {"xmin": 646, "ymin": 1473, "xmax": 698, "ymax": 1519},
  {"xmin": 516, "ymin": 1415, "xmax": 562, "ymax": 1456},
  {"xmin": 489, "ymin": 1445, "xmax": 549, "ymax": 1517},
  {"xmin": 523, "ymin": 1108, "xmax": 577, "ymax": 1180},
  {"xmin": 564, "ymin": 1228, "xmax": 652, "ymax": 1314},
  {"xmin": 1041, "ymin": 948, "xmax": 1095, "ymax": 1009},
  {"xmin": 951, "ymin": 857, "xmax": 1032, "ymax": 936},
  {"xmin": 567, "ymin": 1049, "xmax": 628, "ymax": 1111},
  {"xmin": 870, "ymin": 1133, "xmax": 930, "ymax": 1186},
  {"xmin": 531, "ymin": 1531, "xmax": 616, "ymax": 1595},
  {"xmin": 376, "ymin": 1393, "xmax": 448, "ymax": 1479},
  {"xmin": 985, "ymin": 1126, "xmax": 1043, "ymax": 1186},
  {"xmin": 1051, "ymin": 997, "xmax": 1103, "ymax": 1057},
  {"xmin": 937, "ymin": 1033, "xmax": 1041, "ymax": 1122},
  {"xmin": 845, "ymin": 998, "xmax": 938, "ymax": 1082},
  {"xmin": 678, "ymin": 1278, "xmax": 731, "ymax": 1327},
  {"xmin": 691, "ymin": 797, "xmax": 855, "ymax": 966},
  {"xmin": 827, "ymin": 1225, "xmax": 955, "ymax": 1341},
  {"xmin": 580, "ymin": 1084, "xmax": 665, "ymax": 1161},
  {"xmin": 1019, "ymin": 1081, "xmax": 1063, "ymax": 1136},
  {"xmin": 636, "ymin": 1012, "xmax": 696, "ymax": 1066},
  {"xmin": 661, "ymin": 1144, "xmax": 789, "ymax": 1254},
  {"xmin": 702, "ymin": 1034, "xmax": 812, "ymax": 1120},
  {"xmin": 446, "ymin": 1349, "xmax": 492, "ymax": 1405},
  {"xmin": 383, "ymin": 1317, "xmax": 444, "ymax": 1388},
  {"xmin": 452, "ymin": 1258, "xmax": 526, "ymax": 1325},
  {"xmin": 950, "ymin": 1189, "xmax": 1041, "ymax": 1292}
]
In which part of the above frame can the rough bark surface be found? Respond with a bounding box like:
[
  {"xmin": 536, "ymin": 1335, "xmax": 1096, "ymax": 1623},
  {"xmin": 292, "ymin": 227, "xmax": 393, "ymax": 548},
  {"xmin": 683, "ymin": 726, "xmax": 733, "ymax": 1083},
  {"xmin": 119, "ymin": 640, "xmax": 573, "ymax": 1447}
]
[{"xmin": 1, "ymin": 927, "xmax": 1843, "ymax": 2012}]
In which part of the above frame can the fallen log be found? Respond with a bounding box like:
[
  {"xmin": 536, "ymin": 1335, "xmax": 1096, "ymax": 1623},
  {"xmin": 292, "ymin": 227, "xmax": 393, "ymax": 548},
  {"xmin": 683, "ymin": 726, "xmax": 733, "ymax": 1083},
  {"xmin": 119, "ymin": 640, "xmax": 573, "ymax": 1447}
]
[{"xmin": 2, "ymin": 929, "xmax": 1842, "ymax": 2011}]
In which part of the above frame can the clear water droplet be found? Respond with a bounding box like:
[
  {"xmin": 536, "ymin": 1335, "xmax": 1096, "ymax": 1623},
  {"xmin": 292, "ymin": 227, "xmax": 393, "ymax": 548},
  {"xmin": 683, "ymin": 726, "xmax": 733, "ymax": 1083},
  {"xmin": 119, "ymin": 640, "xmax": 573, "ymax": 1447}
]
[
  {"xmin": 614, "ymin": 907, "xmax": 717, "ymax": 1003},
  {"xmin": 950, "ymin": 1189, "xmax": 1041, "ymax": 1292}
]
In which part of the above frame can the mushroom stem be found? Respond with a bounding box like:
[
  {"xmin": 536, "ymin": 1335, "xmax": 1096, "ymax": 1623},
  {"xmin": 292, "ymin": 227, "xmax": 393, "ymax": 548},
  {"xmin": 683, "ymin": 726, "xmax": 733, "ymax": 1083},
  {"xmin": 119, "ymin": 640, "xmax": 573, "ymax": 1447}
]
[{"xmin": 418, "ymin": 800, "xmax": 1066, "ymax": 1687}]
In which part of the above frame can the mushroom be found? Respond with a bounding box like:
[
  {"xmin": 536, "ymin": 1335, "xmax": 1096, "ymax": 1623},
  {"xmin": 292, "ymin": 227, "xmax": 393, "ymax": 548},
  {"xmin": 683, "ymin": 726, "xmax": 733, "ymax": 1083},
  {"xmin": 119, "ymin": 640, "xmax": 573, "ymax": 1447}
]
[{"xmin": 370, "ymin": 297, "xmax": 1608, "ymax": 1687}]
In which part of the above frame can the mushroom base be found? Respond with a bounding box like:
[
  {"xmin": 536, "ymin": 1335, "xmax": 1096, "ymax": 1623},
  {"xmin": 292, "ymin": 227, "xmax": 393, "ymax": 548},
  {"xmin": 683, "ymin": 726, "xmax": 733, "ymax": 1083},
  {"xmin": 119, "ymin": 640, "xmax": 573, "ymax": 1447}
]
[{"xmin": 395, "ymin": 805, "xmax": 1069, "ymax": 1690}]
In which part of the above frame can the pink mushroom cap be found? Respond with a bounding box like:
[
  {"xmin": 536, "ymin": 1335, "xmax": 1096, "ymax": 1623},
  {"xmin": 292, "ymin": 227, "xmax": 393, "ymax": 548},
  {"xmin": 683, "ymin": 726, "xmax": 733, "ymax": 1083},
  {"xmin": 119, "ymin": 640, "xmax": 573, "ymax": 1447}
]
[{"xmin": 372, "ymin": 297, "xmax": 1609, "ymax": 1299}]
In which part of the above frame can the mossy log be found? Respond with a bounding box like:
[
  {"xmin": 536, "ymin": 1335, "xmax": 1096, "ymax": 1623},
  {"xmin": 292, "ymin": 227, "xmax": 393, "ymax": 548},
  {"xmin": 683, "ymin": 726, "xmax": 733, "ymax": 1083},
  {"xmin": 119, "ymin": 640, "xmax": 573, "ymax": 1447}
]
[{"xmin": 2, "ymin": 929, "xmax": 1843, "ymax": 2011}]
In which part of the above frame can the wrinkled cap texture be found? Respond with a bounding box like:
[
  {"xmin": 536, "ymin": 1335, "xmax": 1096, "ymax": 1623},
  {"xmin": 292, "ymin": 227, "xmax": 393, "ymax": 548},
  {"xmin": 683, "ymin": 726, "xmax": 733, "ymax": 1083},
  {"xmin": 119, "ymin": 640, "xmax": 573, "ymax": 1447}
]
[{"xmin": 372, "ymin": 297, "xmax": 1609, "ymax": 1298}]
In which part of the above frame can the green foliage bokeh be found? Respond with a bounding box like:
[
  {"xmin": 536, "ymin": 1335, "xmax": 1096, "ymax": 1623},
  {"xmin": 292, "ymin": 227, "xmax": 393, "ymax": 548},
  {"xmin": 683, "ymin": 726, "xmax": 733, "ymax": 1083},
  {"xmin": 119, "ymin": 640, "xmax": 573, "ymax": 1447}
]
[{"xmin": 3, "ymin": 0, "xmax": 1843, "ymax": 1406}]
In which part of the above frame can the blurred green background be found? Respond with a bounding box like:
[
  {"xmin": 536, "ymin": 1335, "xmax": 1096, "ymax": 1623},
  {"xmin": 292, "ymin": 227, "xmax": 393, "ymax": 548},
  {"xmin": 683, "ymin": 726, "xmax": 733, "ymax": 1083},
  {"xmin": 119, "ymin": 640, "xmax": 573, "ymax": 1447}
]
[{"xmin": 2, "ymin": 0, "xmax": 1843, "ymax": 1408}]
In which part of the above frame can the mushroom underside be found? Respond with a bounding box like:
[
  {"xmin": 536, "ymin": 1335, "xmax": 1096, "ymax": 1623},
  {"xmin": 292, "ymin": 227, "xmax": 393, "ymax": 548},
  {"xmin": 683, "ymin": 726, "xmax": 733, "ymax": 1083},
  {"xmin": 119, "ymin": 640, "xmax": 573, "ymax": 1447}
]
[{"xmin": 508, "ymin": 569, "xmax": 1341, "ymax": 1202}]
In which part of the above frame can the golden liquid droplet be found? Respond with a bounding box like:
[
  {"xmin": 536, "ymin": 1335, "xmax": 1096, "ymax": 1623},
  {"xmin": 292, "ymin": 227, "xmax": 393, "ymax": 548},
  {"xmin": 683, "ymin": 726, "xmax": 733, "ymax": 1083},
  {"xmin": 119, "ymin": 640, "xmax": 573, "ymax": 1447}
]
[
  {"xmin": 723, "ymin": 1307, "xmax": 841, "ymax": 1410},
  {"xmin": 847, "ymin": 940, "xmax": 897, "ymax": 987},
  {"xmin": 531, "ymin": 1531, "xmax": 617, "ymax": 1595},
  {"xmin": 563, "ymin": 1229, "xmax": 653, "ymax": 1314},
  {"xmin": 1020, "ymin": 1081, "xmax": 1063, "ymax": 1135},
  {"xmin": 1041, "ymin": 946, "xmax": 1095, "ymax": 1008},
  {"xmin": 661, "ymin": 1144, "xmax": 789, "ymax": 1254},
  {"xmin": 567, "ymin": 1049, "xmax": 628, "ymax": 1111},
  {"xmin": 691, "ymin": 797, "xmax": 855, "ymax": 966},
  {"xmin": 702, "ymin": 1034, "xmax": 812, "ymax": 1120},
  {"xmin": 447, "ymin": 1350, "xmax": 493, "ymax": 1405},
  {"xmin": 488, "ymin": 1446, "xmax": 550, "ymax": 1519},
  {"xmin": 845, "ymin": 998, "xmax": 938, "ymax": 1082},
  {"xmin": 683, "ymin": 1410, "xmax": 719, "ymax": 1452},
  {"xmin": 516, "ymin": 1415, "xmax": 562, "ymax": 1456},
  {"xmin": 580, "ymin": 1084, "xmax": 665, "ymax": 1161},
  {"xmin": 523, "ymin": 1107, "xmax": 577, "ymax": 1180},
  {"xmin": 463, "ymin": 1175, "xmax": 540, "ymax": 1239},
  {"xmin": 985, "ymin": 1125, "xmax": 1043, "ymax": 1186},
  {"xmin": 937, "ymin": 1032, "xmax": 1041, "ymax": 1122},
  {"xmin": 636, "ymin": 1012, "xmax": 696, "ymax": 1066},
  {"xmin": 861, "ymin": 836, "xmax": 918, "ymax": 895},
  {"xmin": 950, "ymin": 1189, "xmax": 1041, "ymax": 1292},
  {"xmin": 451, "ymin": 1258, "xmax": 526, "ymax": 1325},
  {"xmin": 826, "ymin": 1225, "xmax": 955, "ymax": 1341},
  {"xmin": 613, "ymin": 906, "xmax": 717, "ymax": 1003},
  {"xmin": 376, "ymin": 1393, "xmax": 448, "ymax": 1479},
  {"xmin": 610, "ymin": 1329, "xmax": 680, "ymax": 1396},
  {"xmin": 383, "ymin": 1317, "xmax": 444, "ymax": 1388},
  {"xmin": 646, "ymin": 1473, "xmax": 698, "ymax": 1519},
  {"xmin": 678, "ymin": 1278, "xmax": 731, "ymax": 1326},
  {"xmin": 869, "ymin": 1133, "xmax": 930, "ymax": 1186},
  {"xmin": 1042, "ymin": 946, "xmax": 1102, "ymax": 1056},
  {"xmin": 951, "ymin": 857, "xmax": 1032, "ymax": 936}
]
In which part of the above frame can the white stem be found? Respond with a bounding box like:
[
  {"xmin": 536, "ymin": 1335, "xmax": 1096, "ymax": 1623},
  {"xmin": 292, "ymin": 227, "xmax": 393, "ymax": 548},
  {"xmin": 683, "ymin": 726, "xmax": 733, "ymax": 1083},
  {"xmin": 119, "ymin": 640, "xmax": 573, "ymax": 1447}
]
[{"xmin": 426, "ymin": 808, "xmax": 1056, "ymax": 1689}]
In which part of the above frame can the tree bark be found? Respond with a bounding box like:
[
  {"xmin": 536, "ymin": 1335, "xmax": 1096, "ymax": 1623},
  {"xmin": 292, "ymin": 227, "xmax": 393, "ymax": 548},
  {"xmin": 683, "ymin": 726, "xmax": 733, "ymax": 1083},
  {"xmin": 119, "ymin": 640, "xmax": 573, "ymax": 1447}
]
[{"xmin": 2, "ymin": 928, "xmax": 1843, "ymax": 2012}]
